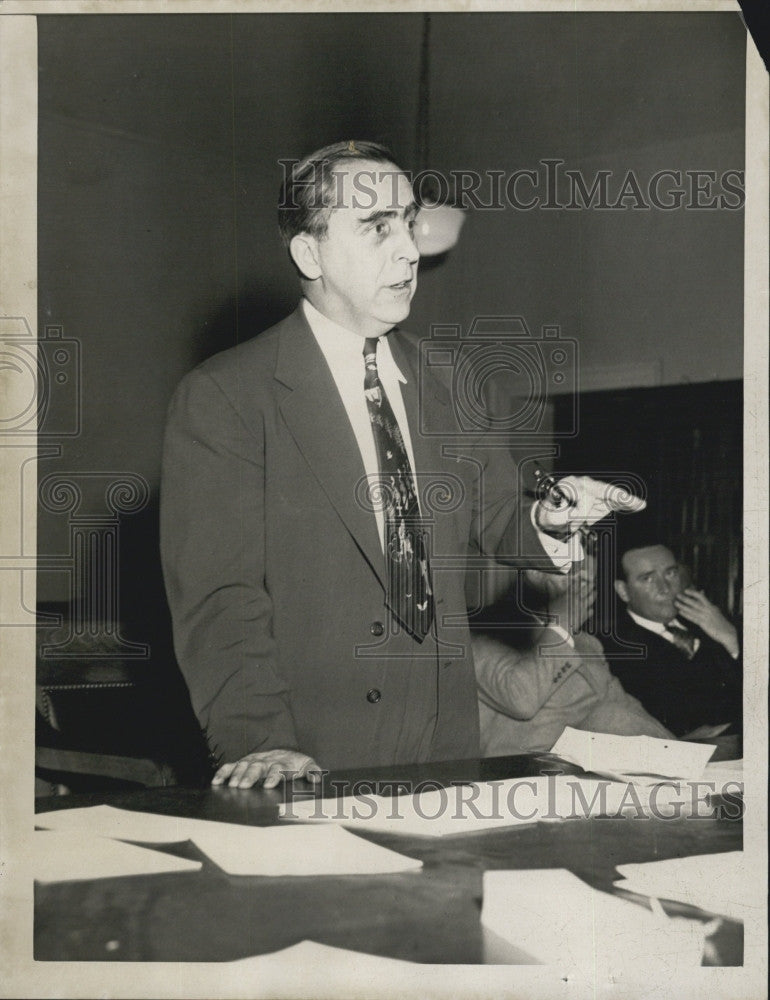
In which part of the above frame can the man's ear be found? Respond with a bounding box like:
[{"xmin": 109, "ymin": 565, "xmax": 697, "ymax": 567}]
[
  {"xmin": 614, "ymin": 579, "xmax": 629, "ymax": 604},
  {"xmin": 289, "ymin": 233, "xmax": 322, "ymax": 281}
]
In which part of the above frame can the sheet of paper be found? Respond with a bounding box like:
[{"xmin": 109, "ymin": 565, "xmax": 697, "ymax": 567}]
[
  {"xmin": 550, "ymin": 726, "xmax": 716, "ymax": 780},
  {"xmin": 36, "ymin": 804, "xmax": 204, "ymax": 843},
  {"xmin": 705, "ymin": 758, "xmax": 743, "ymax": 774},
  {"xmin": 31, "ymin": 830, "xmax": 201, "ymax": 883},
  {"xmin": 482, "ymin": 869, "xmax": 710, "ymax": 975},
  {"xmin": 614, "ymin": 852, "xmax": 753, "ymax": 923},
  {"xmin": 191, "ymin": 822, "xmax": 422, "ymax": 876},
  {"xmin": 702, "ymin": 759, "xmax": 744, "ymax": 797},
  {"xmin": 216, "ymin": 939, "xmax": 420, "ymax": 997},
  {"xmin": 37, "ymin": 804, "xmax": 422, "ymax": 876},
  {"xmin": 225, "ymin": 939, "xmax": 417, "ymax": 970},
  {"xmin": 537, "ymin": 775, "xmax": 675, "ymax": 821}
]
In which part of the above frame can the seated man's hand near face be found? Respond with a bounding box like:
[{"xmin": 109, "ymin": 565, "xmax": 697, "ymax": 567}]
[
  {"xmin": 674, "ymin": 587, "xmax": 740, "ymax": 659},
  {"xmin": 212, "ymin": 749, "xmax": 322, "ymax": 789}
]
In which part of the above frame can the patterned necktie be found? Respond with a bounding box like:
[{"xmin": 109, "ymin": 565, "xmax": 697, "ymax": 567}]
[
  {"xmin": 363, "ymin": 337, "xmax": 433, "ymax": 641},
  {"xmin": 667, "ymin": 622, "xmax": 697, "ymax": 660}
]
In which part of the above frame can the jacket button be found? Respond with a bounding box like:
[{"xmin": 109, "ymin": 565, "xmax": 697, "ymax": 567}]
[
  {"xmin": 370, "ymin": 621, "xmax": 385, "ymax": 636},
  {"xmin": 366, "ymin": 688, "xmax": 382, "ymax": 704}
]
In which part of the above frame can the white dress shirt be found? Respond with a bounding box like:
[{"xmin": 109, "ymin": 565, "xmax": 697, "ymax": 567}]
[
  {"xmin": 303, "ymin": 298, "xmax": 417, "ymax": 549},
  {"xmin": 627, "ymin": 608, "xmax": 702, "ymax": 656},
  {"xmin": 304, "ymin": 297, "xmax": 573, "ymax": 568}
]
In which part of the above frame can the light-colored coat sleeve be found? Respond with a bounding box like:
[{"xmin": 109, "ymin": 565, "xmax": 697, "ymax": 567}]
[{"xmin": 472, "ymin": 628, "xmax": 583, "ymax": 720}]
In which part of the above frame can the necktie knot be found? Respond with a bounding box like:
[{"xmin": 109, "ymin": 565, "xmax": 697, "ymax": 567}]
[
  {"xmin": 363, "ymin": 337, "xmax": 379, "ymax": 364},
  {"xmin": 363, "ymin": 338, "xmax": 381, "ymax": 404},
  {"xmin": 667, "ymin": 622, "xmax": 697, "ymax": 659}
]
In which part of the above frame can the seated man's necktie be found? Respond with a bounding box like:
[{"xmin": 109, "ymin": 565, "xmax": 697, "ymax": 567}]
[
  {"xmin": 363, "ymin": 337, "xmax": 433, "ymax": 642},
  {"xmin": 666, "ymin": 622, "xmax": 697, "ymax": 660}
]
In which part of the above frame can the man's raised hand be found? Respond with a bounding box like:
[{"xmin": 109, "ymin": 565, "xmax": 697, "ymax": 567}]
[{"xmin": 535, "ymin": 475, "xmax": 645, "ymax": 537}]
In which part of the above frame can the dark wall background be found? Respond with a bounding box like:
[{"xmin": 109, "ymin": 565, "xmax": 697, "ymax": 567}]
[{"xmin": 37, "ymin": 12, "xmax": 745, "ymax": 627}]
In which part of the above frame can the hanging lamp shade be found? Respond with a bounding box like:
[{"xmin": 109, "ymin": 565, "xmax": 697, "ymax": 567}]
[{"xmin": 414, "ymin": 201, "xmax": 466, "ymax": 256}]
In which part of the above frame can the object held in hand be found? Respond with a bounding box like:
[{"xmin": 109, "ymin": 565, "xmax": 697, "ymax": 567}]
[
  {"xmin": 533, "ymin": 469, "xmax": 598, "ymax": 550},
  {"xmin": 534, "ymin": 468, "xmax": 569, "ymax": 509},
  {"xmin": 532, "ymin": 470, "xmax": 645, "ymax": 543}
]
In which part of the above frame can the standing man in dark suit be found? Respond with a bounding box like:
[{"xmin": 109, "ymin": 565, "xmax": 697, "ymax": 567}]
[
  {"xmin": 161, "ymin": 140, "xmax": 643, "ymax": 787},
  {"xmin": 602, "ymin": 541, "xmax": 742, "ymax": 736}
]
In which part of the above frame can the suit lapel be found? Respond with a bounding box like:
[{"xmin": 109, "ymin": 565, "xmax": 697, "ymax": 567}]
[{"xmin": 275, "ymin": 308, "xmax": 385, "ymax": 588}]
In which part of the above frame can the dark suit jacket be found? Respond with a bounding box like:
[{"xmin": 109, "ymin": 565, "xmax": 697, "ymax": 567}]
[
  {"xmin": 160, "ymin": 306, "xmax": 548, "ymax": 771},
  {"xmin": 600, "ymin": 610, "xmax": 742, "ymax": 736}
]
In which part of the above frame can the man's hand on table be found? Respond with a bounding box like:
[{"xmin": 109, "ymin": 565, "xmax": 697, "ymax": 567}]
[
  {"xmin": 534, "ymin": 475, "xmax": 646, "ymax": 538},
  {"xmin": 212, "ymin": 749, "xmax": 322, "ymax": 789}
]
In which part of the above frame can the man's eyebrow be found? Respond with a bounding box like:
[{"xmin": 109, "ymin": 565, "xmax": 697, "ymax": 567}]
[{"xmin": 356, "ymin": 202, "xmax": 420, "ymax": 226}]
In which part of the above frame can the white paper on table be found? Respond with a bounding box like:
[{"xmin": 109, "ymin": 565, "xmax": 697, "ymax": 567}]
[
  {"xmin": 280, "ymin": 778, "xmax": 548, "ymax": 836},
  {"xmin": 36, "ymin": 804, "xmax": 203, "ymax": 843},
  {"xmin": 216, "ymin": 939, "xmax": 421, "ymax": 998},
  {"xmin": 614, "ymin": 852, "xmax": 754, "ymax": 923},
  {"xmin": 482, "ymin": 869, "xmax": 711, "ymax": 974},
  {"xmin": 537, "ymin": 774, "xmax": 678, "ymax": 821},
  {"xmin": 31, "ymin": 830, "xmax": 201, "ymax": 883},
  {"xmin": 550, "ymin": 727, "xmax": 716, "ymax": 780},
  {"xmin": 226, "ymin": 939, "xmax": 417, "ymax": 970},
  {"xmin": 191, "ymin": 822, "xmax": 422, "ymax": 876},
  {"xmin": 705, "ymin": 758, "xmax": 743, "ymax": 775},
  {"xmin": 37, "ymin": 804, "xmax": 422, "ymax": 876},
  {"xmin": 702, "ymin": 759, "xmax": 744, "ymax": 796}
]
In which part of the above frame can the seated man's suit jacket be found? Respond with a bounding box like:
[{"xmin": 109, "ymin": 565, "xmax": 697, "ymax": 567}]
[
  {"xmin": 160, "ymin": 306, "xmax": 550, "ymax": 771},
  {"xmin": 473, "ymin": 629, "xmax": 672, "ymax": 755},
  {"xmin": 600, "ymin": 610, "xmax": 742, "ymax": 737}
]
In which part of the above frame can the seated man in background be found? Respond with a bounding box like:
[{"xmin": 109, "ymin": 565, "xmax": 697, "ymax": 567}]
[
  {"xmin": 473, "ymin": 557, "xmax": 672, "ymax": 756},
  {"xmin": 601, "ymin": 535, "xmax": 742, "ymax": 738}
]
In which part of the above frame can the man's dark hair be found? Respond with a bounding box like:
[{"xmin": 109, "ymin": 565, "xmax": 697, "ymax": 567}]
[
  {"xmin": 277, "ymin": 140, "xmax": 406, "ymax": 251},
  {"xmin": 612, "ymin": 511, "xmax": 676, "ymax": 580}
]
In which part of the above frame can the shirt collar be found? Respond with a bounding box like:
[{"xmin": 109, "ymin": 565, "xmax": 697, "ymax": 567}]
[
  {"xmin": 302, "ymin": 298, "xmax": 407, "ymax": 383},
  {"xmin": 627, "ymin": 609, "xmax": 687, "ymax": 635}
]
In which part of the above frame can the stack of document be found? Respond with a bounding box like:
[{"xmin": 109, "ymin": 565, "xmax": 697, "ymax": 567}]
[
  {"xmin": 36, "ymin": 805, "xmax": 422, "ymax": 878},
  {"xmin": 550, "ymin": 727, "xmax": 716, "ymax": 782},
  {"xmin": 614, "ymin": 852, "xmax": 751, "ymax": 923},
  {"xmin": 482, "ymin": 868, "xmax": 712, "ymax": 973}
]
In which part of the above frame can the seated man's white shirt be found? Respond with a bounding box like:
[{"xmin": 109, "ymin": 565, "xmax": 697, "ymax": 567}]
[{"xmin": 627, "ymin": 608, "xmax": 701, "ymax": 656}]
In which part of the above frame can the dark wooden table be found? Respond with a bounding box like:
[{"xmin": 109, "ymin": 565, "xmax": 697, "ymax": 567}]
[{"xmin": 34, "ymin": 754, "xmax": 743, "ymax": 964}]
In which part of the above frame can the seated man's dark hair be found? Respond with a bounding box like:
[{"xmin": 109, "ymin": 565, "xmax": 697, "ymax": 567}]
[{"xmin": 612, "ymin": 510, "xmax": 676, "ymax": 580}]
